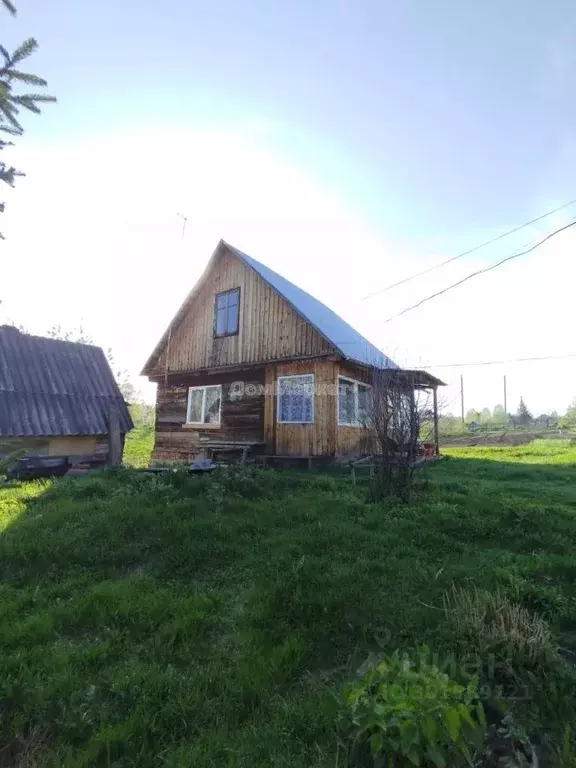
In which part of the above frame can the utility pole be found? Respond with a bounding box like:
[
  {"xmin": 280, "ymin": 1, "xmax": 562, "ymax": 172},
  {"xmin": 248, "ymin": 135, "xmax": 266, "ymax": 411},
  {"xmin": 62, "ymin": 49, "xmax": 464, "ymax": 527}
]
[
  {"xmin": 503, "ymin": 375, "xmax": 507, "ymax": 416},
  {"xmin": 460, "ymin": 374, "xmax": 465, "ymax": 424}
]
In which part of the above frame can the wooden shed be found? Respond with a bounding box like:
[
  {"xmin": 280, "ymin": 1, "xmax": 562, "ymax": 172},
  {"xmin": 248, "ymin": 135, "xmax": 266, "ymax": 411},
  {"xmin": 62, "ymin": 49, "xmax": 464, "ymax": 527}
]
[
  {"xmin": 0, "ymin": 327, "xmax": 133, "ymax": 464},
  {"xmin": 142, "ymin": 240, "xmax": 443, "ymax": 463}
]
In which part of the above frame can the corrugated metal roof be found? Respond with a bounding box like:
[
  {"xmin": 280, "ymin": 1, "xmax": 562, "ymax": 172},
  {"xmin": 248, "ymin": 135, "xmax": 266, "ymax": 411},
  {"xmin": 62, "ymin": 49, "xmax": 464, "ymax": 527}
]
[
  {"xmin": 226, "ymin": 244, "xmax": 398, "ymax": 369},
  {"xmin": 0, "ymin": 328, "xmax": 133, "ymax": 437}
]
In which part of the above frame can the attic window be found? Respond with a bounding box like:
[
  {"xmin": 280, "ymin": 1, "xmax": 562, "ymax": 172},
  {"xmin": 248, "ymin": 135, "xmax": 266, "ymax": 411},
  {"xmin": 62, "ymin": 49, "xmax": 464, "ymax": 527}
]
[{"xmin": 214, "ymin": 288, "xmax": 240, "ymax": 337}]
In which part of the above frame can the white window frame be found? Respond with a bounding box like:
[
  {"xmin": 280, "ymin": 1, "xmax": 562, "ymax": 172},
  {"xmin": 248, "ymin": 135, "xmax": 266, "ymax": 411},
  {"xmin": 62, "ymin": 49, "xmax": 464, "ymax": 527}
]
[
  {"xmin": 277, "ymin": 374, "xmax": 315, "ymax": 424},
  {"xmin": 186, "ymin": 384, "xmax": 222, "ymax": 425},
  {"xmin": 337, "ymin": 375, "xmax": 372, "ymax": 427}
]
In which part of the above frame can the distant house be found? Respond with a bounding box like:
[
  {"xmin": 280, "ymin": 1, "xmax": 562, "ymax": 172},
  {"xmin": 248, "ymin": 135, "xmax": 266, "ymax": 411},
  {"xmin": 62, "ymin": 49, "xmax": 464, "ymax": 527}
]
[
  {"xmin": 0, "ymin": 327, "xmax": 133, "ymax": 463},
  {"xmin": 534, "ymin": 414, "xmax": 555, "ymax": 429},
  {"xmin": 142, "ymin": 240, "xmax": 443, "ymax": 463}
]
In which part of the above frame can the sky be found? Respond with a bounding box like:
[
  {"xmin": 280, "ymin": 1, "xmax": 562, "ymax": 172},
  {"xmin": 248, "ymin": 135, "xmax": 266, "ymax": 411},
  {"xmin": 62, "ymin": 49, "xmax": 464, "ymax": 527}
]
[{"xmin": 2, "ymin": 0, "xmax": 576, "ymax": 415}]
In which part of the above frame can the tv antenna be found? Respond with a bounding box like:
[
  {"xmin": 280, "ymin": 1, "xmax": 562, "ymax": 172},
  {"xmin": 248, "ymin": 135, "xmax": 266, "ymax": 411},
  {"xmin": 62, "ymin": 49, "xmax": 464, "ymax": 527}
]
[{"xmin": 176, "ymin": 212, "xmax": 188, "ymax": 240}]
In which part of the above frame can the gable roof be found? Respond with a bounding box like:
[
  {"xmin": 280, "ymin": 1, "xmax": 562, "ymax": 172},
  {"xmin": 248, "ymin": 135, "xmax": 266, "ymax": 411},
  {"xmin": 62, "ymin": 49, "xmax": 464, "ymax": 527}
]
[
  {"xmin": 0, "ymin": 327, "xmax": 133, "ymax": 437},
  {"xmin": 142, "ymin": 240, "xmax": 398, "ymax": 374},
  {"xmin": 226, "ymin": 244, "xmax": 398, "ymax": 369}
]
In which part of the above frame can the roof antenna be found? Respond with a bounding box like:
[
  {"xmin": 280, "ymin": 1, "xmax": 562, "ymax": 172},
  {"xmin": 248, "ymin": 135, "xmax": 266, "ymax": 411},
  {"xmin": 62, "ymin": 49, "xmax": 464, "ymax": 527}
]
[{"xmin": 176, "ymin": 212, "xmax": 188, "ymax": 240}]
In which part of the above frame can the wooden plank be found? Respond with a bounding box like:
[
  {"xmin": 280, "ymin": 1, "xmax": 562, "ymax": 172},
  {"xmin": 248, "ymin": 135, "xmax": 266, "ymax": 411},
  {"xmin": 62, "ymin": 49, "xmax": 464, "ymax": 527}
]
[
  {"xmin": 433, "ymin": 387, "xmax": 440, "ymax": 457},
  {"xmin": 107, "ymin": 404, "xmax": 122, "ymax": 466},
  {"xmin": 149, "ymin": 248, "xmax": 332, "ymax": 376},
  {"xmin": 335, "ymin": 360, "xmax": 377, "ymax": 457},
  {"xmin": 272, "ymin": 359, "xmax": 336, "ymax": 456},
  {"xmin": 263, "ymin": 364, "xmax": 276, "ymax": 454}
]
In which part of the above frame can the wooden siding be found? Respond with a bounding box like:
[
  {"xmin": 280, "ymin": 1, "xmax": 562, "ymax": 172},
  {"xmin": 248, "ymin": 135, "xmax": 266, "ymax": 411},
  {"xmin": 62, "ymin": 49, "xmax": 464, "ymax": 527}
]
[
  {"xmin": 338, "ymin": 360, "xmax": 374, "ymax": 386},
  {"xmin": 336, "ymin": 426, "xmax": 378, "ymax": 457},
  {"xmin": 153, "ymin": 360, "xmax": 384, "ymax": 460},
  {"xmin": 151, "ymin": 249, "xmax": 332, "ymax": 375},
  {"xmin": 335, "ymin": 361, "xmax": 378, "ymax": 457},
  {"xmin": 153, "ymin": 370, "xmax": 265, "ymax": 462},
  {"xmin": 264, "ymin": 360, "xmax": 337, "ymax": 457}
]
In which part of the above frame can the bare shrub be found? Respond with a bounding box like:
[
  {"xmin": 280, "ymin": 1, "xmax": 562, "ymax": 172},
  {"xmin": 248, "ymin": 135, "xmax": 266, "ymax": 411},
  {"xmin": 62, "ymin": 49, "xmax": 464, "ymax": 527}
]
[{"xmin": 366, "ymin": 369, "xmax": 435, "ymax": 501}]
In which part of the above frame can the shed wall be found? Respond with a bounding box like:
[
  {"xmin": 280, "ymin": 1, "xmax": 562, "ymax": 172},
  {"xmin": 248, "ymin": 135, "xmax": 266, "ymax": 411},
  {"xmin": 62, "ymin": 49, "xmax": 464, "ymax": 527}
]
[{"xmin": 0, "ymin": 435, "xmax": 108, "ymax": 461}]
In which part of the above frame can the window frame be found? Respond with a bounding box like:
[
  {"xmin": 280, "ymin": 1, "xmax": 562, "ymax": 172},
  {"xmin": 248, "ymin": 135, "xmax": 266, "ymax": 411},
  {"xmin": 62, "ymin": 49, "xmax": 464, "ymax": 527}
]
[
  {"xmin": 186, "ymin": 384, "xmax": 222, "ymax": 426},
  {"xmin": 337, "ymin": 375, "xmax": 372, "ymax": 427},
  {"xmin": 213, "ymin": 287, "xmax": 241, "ymax": 338},
  {"xmin": 277, "ymin": 373, "xmax": 315, "ymax": 424}
]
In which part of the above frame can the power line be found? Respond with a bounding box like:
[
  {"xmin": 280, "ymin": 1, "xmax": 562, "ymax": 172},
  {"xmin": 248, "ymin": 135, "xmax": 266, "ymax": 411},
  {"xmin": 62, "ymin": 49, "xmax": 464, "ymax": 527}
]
[
  {"xmin": 410, "ymin": 353, "xmax": 576, "ymax": 370},
  {"xmin": 362, "ymin": 197, "xmax": 576, "ymax": 300},
  {"xmin": 382, "ymin": 219, "xmax": 576, "ymax": 325},
  {"xmin": 440, "ymin": 388, "xmax": 463, "ymax": 409}
]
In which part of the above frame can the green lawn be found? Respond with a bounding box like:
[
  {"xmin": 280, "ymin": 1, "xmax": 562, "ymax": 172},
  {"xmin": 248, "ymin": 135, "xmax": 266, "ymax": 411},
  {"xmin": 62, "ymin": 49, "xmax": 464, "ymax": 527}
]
[
  {"xmin": 0, "ymin": 441, "xmax": 575, "ymax": 766},
  {"xmin": 123, "ymin": 426, "xmax": 154, "ymax": 468},
  {"xmin": 444, "ymin": 438, "xmax": 576, "ymax": 465}
]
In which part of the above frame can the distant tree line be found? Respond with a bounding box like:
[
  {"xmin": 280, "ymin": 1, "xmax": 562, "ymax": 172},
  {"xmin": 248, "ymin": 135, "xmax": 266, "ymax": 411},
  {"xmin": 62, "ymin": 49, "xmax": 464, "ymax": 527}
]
[{"xmin": 438, "ymin": 395, "xmax": 576, "ymax": 437}]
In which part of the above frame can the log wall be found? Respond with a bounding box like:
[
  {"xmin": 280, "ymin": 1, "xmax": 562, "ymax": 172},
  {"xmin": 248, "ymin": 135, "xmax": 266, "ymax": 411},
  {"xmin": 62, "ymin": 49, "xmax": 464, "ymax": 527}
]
[{"xmin": 152, "ymin": 370, "xmax": 265, "ymax": 463}]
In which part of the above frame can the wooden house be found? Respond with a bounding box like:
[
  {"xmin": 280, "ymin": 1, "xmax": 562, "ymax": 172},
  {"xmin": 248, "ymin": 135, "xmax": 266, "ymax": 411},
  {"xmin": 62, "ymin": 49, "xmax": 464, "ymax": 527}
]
[
  {"xmin": 0, "ymin": 327, "xmax": 133, "ymax": 464},
  {"xmin": 142, "ymin": 240, "xmax": 443, "ymax": 463}
]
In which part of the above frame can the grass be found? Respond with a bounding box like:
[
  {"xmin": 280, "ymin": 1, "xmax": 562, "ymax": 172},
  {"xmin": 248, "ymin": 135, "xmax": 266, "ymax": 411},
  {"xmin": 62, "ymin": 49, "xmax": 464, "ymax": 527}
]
[
  {"xmin": 444, "ymin": 438, "xmax": 576, "ymax": 465},
  {"xmin": 0, "ymin": 440, "xmax": 575, "ymax": 765},
  {"xmin": 123, "ymin": 426, "xmax": 154, "ymax": 468}
]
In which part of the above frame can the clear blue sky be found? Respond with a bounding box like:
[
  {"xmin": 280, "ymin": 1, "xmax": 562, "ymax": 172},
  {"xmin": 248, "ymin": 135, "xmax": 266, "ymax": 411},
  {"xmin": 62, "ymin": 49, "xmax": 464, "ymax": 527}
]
[
  {"xmin": 13, "ymin": 0, "xmax": 576, "ymax": 237},
  {"xmin": 4, "ymin": 0, "xmax": 576, "ymax": 412}
]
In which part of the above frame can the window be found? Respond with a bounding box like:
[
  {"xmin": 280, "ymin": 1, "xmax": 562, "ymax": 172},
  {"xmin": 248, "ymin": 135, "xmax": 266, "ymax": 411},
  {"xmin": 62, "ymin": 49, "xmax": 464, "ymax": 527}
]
[
  {"xmin": 338, "ymin": 376, "xmax": 372, "ymax": 426},
  {"xmin": 277, "ymin": 374, "xmax": 314, "ymax": 423},
  {"xmin": 357, "ymin": 383, "xmax": 372, "ymax": 425},
  {"xmin": 186, "ymin": 385, "xmax": 222, "ymax": 425},
  {"xmin": 338, "ymin": 378, "xmax": 356, "ymax": 426},
  {"xmin": 214, "ymin": 288, "xmax": 240, "ymax": 337}
]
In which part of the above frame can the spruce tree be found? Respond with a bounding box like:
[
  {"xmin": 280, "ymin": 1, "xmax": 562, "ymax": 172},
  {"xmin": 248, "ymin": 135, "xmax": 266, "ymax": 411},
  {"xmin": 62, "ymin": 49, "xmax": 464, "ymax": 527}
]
[
  {"xmin": 1, "ymin": 0, "xmax": 55, "ymax": 237},
  {"xmin": 515, "ymin": 397, "xmax": 533, "ymax": 426}
]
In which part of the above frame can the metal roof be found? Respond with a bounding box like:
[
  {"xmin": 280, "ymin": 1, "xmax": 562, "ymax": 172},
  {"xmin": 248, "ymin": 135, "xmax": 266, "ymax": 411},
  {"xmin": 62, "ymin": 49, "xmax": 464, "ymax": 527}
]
[
  {"xmin": 0, "ymin": 328, "xmax": 133, "ymax": 437},
  {"xmin": 226, "ymin": 243, "xmax": 398, "ymax": 369}
]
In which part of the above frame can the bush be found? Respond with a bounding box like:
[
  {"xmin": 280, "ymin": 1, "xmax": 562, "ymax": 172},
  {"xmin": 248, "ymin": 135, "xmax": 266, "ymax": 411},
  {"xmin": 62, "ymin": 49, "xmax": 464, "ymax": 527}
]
[{"xmin": 342, "ymin": 647, "xmax": 486, "ymax": 767}]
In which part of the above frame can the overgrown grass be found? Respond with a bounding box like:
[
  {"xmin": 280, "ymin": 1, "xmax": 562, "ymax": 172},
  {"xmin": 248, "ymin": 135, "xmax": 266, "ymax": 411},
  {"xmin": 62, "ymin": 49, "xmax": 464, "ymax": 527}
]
[
  {"xmin": 123, "ymin": 426, "xmax": 154, "ymax": 468},
  {"xmin": 0, "ymin": 444, "xmax": 575, "ymax": 765}
]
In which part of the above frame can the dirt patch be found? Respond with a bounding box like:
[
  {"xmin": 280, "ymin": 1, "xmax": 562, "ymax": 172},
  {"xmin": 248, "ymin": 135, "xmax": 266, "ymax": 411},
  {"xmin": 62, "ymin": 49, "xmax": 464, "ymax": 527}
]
[{"xmin": 440, "ymin": 432, "xmax": 535, "ymax": 448}]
